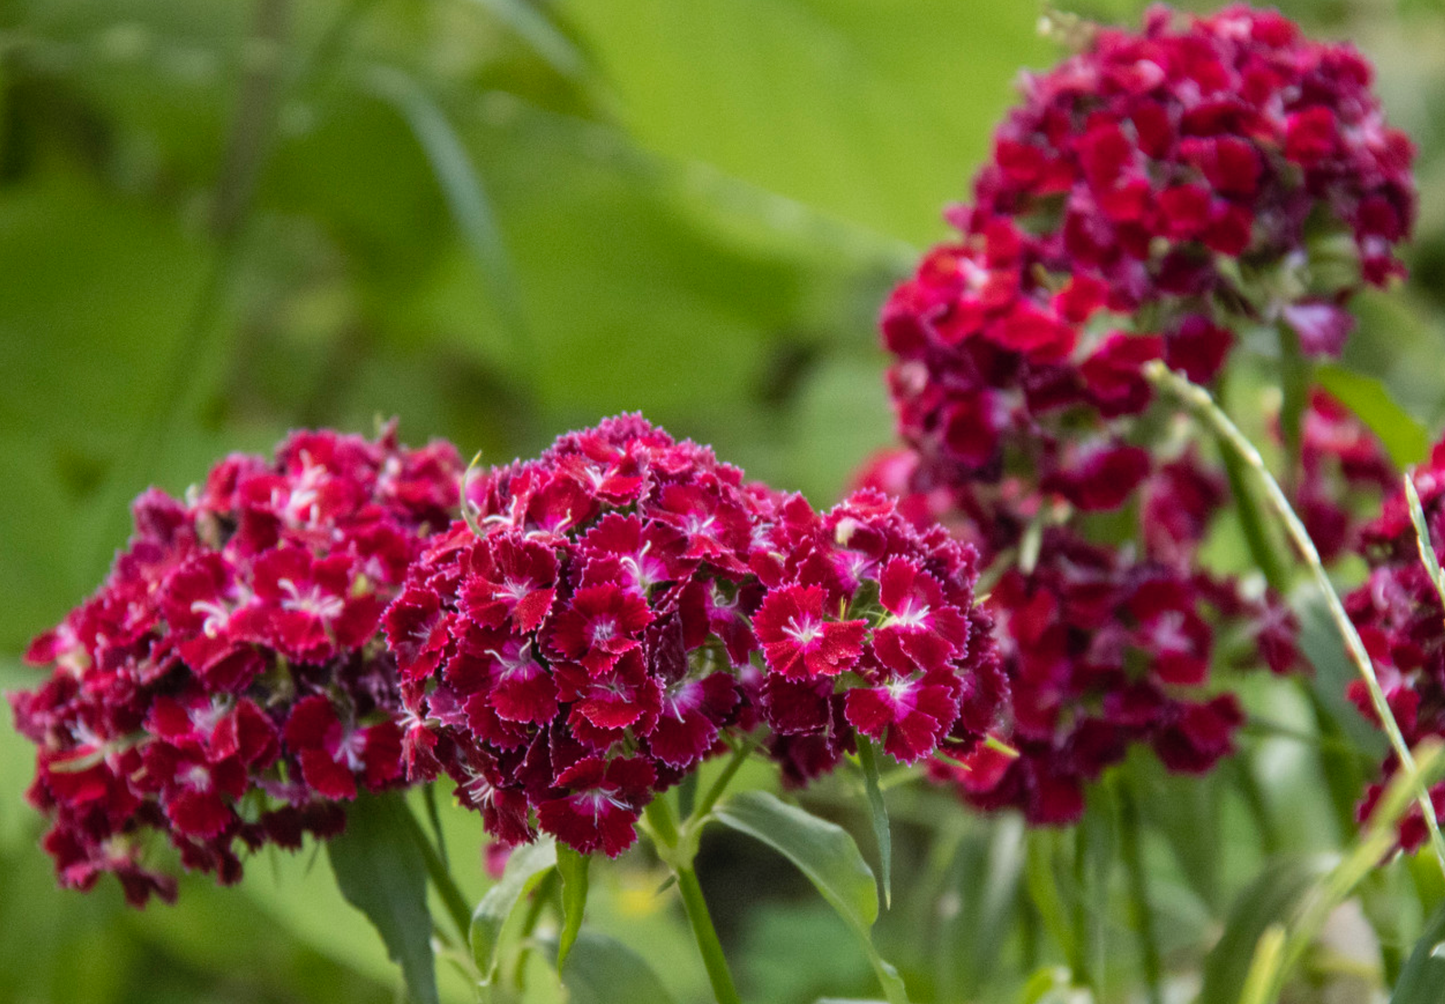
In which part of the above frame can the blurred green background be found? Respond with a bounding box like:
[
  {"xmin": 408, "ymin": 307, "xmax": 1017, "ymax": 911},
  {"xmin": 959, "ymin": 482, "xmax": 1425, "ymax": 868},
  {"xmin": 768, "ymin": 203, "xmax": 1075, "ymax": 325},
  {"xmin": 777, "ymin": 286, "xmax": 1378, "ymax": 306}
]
[{"xmin": 4, "ymin": 0, "xmax": 1445, "ymax": 1001}]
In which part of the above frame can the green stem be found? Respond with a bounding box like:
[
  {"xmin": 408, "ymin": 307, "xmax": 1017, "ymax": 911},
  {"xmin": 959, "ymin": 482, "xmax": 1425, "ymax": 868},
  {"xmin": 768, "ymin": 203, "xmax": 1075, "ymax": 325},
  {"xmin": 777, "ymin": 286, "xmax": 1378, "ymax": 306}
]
[
  {"xmin": 676, "ymin": 866, "xmax": 744, "ymax": 1004},
  {"xmin": 400, "ymin": 800, "xmax": 472, "ymax": 944},
  {"xmin": 693, "ymin": 735, "xmax": 761, "ymax": 823},
  {"xmin": 1217, "ymin": 373, "xmax": 1292, "ymax": 594},
  {"xmin": 1147, "ymin": 361, "xmax": 1445, "ymax": 877},
  {"xmin": 642, "ymin": 797, "xmax": 742, "ymax": 1004},
  {"xmin": 1118, "ymin": 782, "xmax": 1163, "ymax": 1004},
  {"xmin": 1071, "ymin": 826, "xmax": 1091, "ymax": 988}
]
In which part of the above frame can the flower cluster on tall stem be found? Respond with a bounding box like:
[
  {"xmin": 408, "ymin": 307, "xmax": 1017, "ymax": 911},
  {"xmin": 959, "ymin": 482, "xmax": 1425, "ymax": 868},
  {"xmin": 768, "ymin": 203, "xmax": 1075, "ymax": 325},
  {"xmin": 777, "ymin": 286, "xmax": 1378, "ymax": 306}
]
[
  {"xmin": 9, "ymin": 428, "xmax": 463, "ymax": 904},
  {"xmin": 1348, "ymin": 442, "xmax": 1445, "ymax": 849},
  {"xmin": 864, "ymin": 3, "xmax": 1414, "ymax": 823},
  {"xmin": 385, "ymin": 415, "xmax": 1004, "ymax": 856}
]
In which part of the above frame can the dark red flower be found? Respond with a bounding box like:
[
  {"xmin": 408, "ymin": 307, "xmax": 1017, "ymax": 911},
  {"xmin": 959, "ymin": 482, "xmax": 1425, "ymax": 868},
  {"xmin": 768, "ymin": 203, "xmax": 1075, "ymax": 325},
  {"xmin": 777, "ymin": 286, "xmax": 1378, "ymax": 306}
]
[
  {"xmin": 753, "ymin": 586, "xmax": 868, "ymax": 679},
  {"xmin": 10, "ymin": 427, "xmax": 461, "ymax": 903}
]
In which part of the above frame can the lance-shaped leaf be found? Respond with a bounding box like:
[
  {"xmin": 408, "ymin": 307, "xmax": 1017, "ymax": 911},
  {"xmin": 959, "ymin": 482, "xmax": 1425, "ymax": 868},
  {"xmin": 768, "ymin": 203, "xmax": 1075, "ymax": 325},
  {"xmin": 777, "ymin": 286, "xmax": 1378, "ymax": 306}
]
[
  {"xmin": 1392, "ymin": 900, "xmax": 1445, "ymax": 1003},
  {"xmin": 556, "ymin": 842, "xmax": 591, "ymax": 971},
  {"xmin": 712, "ymin": 791, "xmax": 909, "ymax": 1004},
  {"xmin": 327, "ymin": 793, "xmax": 439, "ymax": 1004},
  {"xmin": 1197, "ymin": 856, "xmax": 1330, "ymax": 1004},
  {"xmin": 470, "ymin": 837, "xmax": 558, "ymax": 984},
  {"xmin": 855, "ymin": 736, "xmax": 892, "ymax": 908},
  {"xmin": 544, "ymin": 930, "xmax": 677, "ymax": 1004},
  {"xmin": 1316, "ymin": 363, "xmax": 1429, "ymax": 469}
]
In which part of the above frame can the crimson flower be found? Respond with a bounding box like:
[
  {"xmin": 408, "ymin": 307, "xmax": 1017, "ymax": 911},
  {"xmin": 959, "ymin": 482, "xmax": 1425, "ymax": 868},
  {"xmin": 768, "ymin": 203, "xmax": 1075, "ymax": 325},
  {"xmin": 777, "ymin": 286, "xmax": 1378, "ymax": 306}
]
[{"xmin": 9, "ymin": 427, "xmax": 461, "ymax": 904}]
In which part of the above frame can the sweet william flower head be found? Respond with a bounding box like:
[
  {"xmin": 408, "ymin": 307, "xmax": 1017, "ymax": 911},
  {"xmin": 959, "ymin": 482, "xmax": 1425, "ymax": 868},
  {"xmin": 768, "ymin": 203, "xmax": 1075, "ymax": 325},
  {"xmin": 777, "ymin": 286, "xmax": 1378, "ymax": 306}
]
[
  {"xmin": 882, "ymin": 4, "xmax": 1412, "ymax": 522},
  {"xmin": 384, "ymin": 417, "xmax": 1004, "ymax": 856},
  {"xmin": 928, "ymin": 525, "xmax": 1288, "ymax": 825},
  {"xmin": 10, "ymin": 426, "xmax": 462, "ymax": 904},
  {"xmin": 1346, "ymin": 439, "xmax": 1445, "ymax": 850}
]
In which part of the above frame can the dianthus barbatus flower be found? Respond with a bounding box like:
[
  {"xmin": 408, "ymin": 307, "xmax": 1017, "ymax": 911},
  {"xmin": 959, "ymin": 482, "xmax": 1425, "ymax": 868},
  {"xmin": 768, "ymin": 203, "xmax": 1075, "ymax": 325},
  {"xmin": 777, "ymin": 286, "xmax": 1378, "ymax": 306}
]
[
  {"xmin": 927, "ymin": 527, "xmax": 1295, "ymax": 824},
  {"xmin": 1346, "ymin": 441, "xmax": 1445, "ymax": 850},
  {"xmin": 9, "ymin": 427, "xmax": 463, "ymax": 905},
  {"xmin": 883, "ymin": 4, "xmax": 1412, "ymax": 503},
  {"xmin": 384, "ymin": 415, "xmax": 1004, "ymax": 856}
]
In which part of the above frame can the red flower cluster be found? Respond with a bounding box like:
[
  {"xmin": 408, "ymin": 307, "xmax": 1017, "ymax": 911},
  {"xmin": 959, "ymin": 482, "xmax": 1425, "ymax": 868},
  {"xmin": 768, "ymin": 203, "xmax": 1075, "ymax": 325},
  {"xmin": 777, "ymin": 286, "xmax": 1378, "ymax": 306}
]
[
  {"xmin": 884, "ymin": 3, "xmax": 1413, "ymax": 494},
  {"xmin": 866, "ymin": 4, "xmax": 1395, "ymax": 826},
  {"xmin": 1346, "ymin": 441, "xmax": 1445, "ymax": 849},
  {"xmin": 928, "ymin": 527, "xmax": 1294, "ymax": 822},
  {"xmin": 1293, "ymin": 390, "xmax": 1397, "ymax": 564},
  {"xmin": 9, "ymin": 428, "xmax": 462, "ymax": 904},
  {"xmin": 385, "ymin": 416, "xmax": 1003, "ymax": 856}
]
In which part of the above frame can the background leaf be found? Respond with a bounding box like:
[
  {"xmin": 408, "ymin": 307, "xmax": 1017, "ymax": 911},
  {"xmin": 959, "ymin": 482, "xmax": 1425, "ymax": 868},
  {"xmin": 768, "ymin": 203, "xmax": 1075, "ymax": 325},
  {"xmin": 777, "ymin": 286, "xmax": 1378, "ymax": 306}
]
[
  {"xmin": 1197, "ymin": 856, "xmax": 1331, "ymax": 1004},
  {"xmin": 544, "ymin": 930, "xmax": 677, "ymax": 1004},
  {"xmin": 1392, "ymin": 899, "xmax": 1445, "ymax": 1002},
  {"xmin": 327, "ymin": 793, "xmax": 440, "ymax": 1004},
  {"xmin": 1316, "ymin": 363, "xmax": 1431, "ymax": 469}
]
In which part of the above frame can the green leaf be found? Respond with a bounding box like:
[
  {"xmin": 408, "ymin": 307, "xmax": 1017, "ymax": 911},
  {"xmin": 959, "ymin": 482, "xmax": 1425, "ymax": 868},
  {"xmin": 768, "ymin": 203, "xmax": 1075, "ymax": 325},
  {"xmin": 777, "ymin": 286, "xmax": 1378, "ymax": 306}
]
[
  {"xmin": 466, "ymin": 0, "xmax": 588, "ymax": 80},
  {"xmin": 712, "ymin": 792, "xmax": 909, "ymax": 1004},
  {"xmin": 1392, "ymin": 900, "xmax": 1445, "ymax": 1002},
  {"xmin": 1024, "ymin": 830, "xmax": 1077, "ymax": 974},
  {"xmin": 561, "ymin": 0, "xmax": 1052, "ymax": 242},
  {"xmin": 555, "ymin": 842, "xmax": 591, "ymax": 971},
  {"xmin": 326, "ymin": 793, "xmax": 439, "ymax": 1004},
  {"xmin": 1018, "ymin": 967, "xmax": 1086, "ymax": 1004},
  {"xmin": 1316, "ymin": 363, "xmax": 1430, "ymax": 470},
  {"xmin": 855, "ymin": 736, "xmax": 892, "ymax": 909},
  {"xmin": 469, "ymin": 837, "xmax": 558, "ymax": 984},
  {"xmin": 713, "ymin": 791, "xmax": 878, "ymax": 932},
  {"xmin": 362, "ymin": 65, "xmax": 531, "ymax": 367},
  {"xmin": 1239, "ymin": 925, "xmax": 1288, "ymax": 1004},
  {"xmin": 1197, "ymin": 856, "xmax": 1331, "ymax": 1004},
  {"xmin": 1127, "ymin": 753, "xmax": 1222, "ymax": 911},
  {"xmin": 544, "ymin": 930, "xmax": 677, "ymax": 1004}
]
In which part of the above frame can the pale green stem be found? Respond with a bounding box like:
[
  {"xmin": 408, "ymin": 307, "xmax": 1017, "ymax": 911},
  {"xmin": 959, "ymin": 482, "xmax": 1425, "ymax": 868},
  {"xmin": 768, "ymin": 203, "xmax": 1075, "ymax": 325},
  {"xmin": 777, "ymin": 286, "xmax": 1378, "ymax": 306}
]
[
  {"xmin": 693, "ymin": 734, "xmax": 760, "ymax": 822},
  {"xmin": 642, "ymin": 797, "xmax": 743, "ymax": 1004},
  {"xmin": 1146, "ymin": 361, "xmax": 1445, "ymax": 877},
  {"xmin": 1405, "ymin": 476, "xmax": 1445, "ymax": 620}
]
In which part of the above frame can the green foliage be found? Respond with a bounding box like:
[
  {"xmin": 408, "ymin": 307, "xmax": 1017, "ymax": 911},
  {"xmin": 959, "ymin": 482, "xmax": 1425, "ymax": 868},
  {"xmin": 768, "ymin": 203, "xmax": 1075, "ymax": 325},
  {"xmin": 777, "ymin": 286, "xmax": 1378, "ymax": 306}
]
[
  {"xmin": 1393, "ymin": 900, "xmax": 1445, "ymax": 1003},
  {"xmin": 6, "ymin": 0, "xmax": 1445, "ymax": 1002},
  {"xmin": 327, "ymin": 793, "xmax": 440, "ymax": 1004},
  {"xmin": 855, "ymin": 736, "xmax": 892, "ymax": 909},
  {"xmin": 543, "ymin": 930, "xmax": 677, "ymax": 1004},
  {"xmin": 554, "ymin": 842, "xmax": 590, "ymax": 972},
  {"xmin": 470, "ymin": 837, "xmax": 557, "ymax": 983},
  {"xmin": 1198, "ymin": 856, "xmax": 1332, "ymax": 1004},
  {"xmin": 713, "ymin": 791, "xmax": 909, "ymax": 1004}
]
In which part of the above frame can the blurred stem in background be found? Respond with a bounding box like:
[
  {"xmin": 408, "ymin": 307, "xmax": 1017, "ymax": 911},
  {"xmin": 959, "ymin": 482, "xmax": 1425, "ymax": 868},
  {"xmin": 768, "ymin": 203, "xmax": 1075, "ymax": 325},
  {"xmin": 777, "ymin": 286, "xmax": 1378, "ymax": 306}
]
[{"xmin": 1148, "ymin": 359, "xmax": 1445, "ymax": 872}]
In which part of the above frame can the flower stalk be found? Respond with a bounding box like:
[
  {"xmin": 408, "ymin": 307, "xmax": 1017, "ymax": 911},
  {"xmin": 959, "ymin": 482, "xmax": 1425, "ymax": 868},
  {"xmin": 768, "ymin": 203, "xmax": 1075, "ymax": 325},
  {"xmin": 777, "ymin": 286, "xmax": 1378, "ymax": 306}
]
[
  {"xmin": 642, "ymin": 795, "xmax": 743, "ymax": 1004},
  {"xmin": 1146, "ymin": 360, "xmax": 1445, "ymax": 876}
]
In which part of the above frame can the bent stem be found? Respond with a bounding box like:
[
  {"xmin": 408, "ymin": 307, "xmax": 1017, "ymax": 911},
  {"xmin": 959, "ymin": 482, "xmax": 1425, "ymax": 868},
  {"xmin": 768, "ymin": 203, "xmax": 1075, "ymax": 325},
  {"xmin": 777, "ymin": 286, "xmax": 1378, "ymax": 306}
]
[
  {"xmin": 1146, "ymin": 361, "xmax": 1445, "ymax": 877},
  {"xmin": 642, "ymin": 795, "xmax": 743, "ymax": 1004}
]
